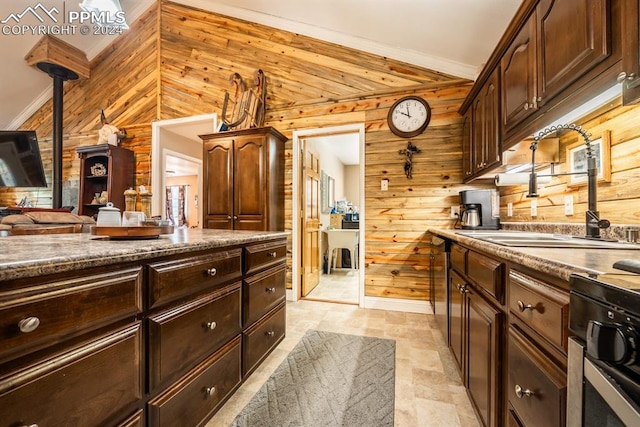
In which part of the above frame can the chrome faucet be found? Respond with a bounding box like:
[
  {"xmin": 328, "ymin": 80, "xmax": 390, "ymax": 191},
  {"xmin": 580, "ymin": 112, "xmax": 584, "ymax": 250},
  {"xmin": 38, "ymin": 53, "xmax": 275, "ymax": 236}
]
[{"xmin": 527, "ymin": 124, "xmax": 610, "ymax": 239}]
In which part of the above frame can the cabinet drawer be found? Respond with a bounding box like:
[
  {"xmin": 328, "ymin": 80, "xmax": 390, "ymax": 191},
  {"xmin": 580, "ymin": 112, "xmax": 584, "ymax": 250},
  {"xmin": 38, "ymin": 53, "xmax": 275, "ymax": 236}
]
[
  {"xmin": 508, "ymin": 329, "xmax": 566, "ymax": 427},
  {"xmin": 148, "ymin": 249, "xmax": 242, "ymax": 308},
  {"xmin": 148, "ymin": 282, "xmax": 241, "ymax": 390},
  {"xmin": 244, "ymin": 240, "xmax": 287, "ymax": 275},
  {"xmin": 147, "ymin": 336, "xmax": 242, "ymax": 427},
  {"xmin": 118, "ymin": 410, "xmax": 144, "ymax": 427},
  {"xmin": 243, "ymin": 302, "xmax": 286, "ymax": 377},
  {"xmin": 0, "ymin": 266, "xmax": 143, "ymax": 364},
  {"xmin": 0, "ymin": 322, "xmax": 142, "ymax": 426},
  {"xmin": 450, "ymin": 243, "xmax": 467, "ymax": 274},
  {"xmin": 244, "ymin": 264, "xmax": 286, "ymax": 326},
  {"xmin": 467, "ymin": 250, "xmax": 504, "ymax": 303},
  {"xmin": 509, "ymin": 270, "xmax": 569, "ymax": 351}
]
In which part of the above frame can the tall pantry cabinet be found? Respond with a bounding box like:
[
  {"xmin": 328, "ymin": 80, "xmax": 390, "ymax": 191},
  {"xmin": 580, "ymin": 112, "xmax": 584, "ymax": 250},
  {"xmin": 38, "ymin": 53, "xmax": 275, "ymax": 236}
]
[{"xmin": 201, "ymin": 127, "xmax": 286, "ymax": 231}]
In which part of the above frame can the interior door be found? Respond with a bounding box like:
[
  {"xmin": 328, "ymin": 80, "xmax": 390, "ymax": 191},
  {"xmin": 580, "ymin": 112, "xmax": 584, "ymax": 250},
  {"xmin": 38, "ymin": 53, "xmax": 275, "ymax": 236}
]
[{"xmin": 300, "ymin": 140, "xmax": 321, "ymax": 297}]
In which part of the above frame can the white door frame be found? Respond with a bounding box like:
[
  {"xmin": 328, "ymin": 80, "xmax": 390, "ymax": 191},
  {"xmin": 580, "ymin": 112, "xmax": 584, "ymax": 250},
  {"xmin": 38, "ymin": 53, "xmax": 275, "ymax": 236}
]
[
  {"xmin": 290, "ymin": 123, "xmax": 365, "ymax": 307},
  {"xmin": 151, "ymin": 113, "xmax": 217, "ymax": 221}
]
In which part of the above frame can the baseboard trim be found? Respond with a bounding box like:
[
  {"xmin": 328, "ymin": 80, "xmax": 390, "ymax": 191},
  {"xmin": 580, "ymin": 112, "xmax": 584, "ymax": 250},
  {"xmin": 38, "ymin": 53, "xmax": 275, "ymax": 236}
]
[
  {"xmin": 286, "ymin": 290, "xmax": 433, "ymax": 314},
  {"xmin": 363, "ymin": 296, "xmax": 433, "ymax": 314}
]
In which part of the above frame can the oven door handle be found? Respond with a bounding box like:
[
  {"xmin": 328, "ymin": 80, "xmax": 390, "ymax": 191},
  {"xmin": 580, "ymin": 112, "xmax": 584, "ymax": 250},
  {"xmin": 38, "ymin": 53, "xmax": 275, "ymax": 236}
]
[{"xmin": 584, "ymin": 356, "xmax": 640, "ymax": 426}]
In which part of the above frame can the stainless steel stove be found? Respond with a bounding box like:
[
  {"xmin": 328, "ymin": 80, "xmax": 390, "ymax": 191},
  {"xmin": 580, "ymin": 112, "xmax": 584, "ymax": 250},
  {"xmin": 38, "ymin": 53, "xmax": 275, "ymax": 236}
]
[{"xmin": 568, "ymin": 260, "xmax": 640, "ymax": 426}]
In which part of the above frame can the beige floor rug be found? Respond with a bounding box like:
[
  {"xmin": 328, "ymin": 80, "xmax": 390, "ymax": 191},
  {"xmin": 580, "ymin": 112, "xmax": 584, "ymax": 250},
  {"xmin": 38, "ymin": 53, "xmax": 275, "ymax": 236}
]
[{"xmin": 230, "ymin": 329, "xmax": 395, "ymax": 427}]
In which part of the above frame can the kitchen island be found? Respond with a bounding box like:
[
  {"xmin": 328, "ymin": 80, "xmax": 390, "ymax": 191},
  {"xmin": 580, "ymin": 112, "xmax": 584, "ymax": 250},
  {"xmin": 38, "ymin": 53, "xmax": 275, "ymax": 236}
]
[
  {"xmin": 0, "ymin": 229, "xmax": 288, "ymax": 426},
  {"xmin": 428, "ymin": 228, "xmax": 640, "ymax": 427}
]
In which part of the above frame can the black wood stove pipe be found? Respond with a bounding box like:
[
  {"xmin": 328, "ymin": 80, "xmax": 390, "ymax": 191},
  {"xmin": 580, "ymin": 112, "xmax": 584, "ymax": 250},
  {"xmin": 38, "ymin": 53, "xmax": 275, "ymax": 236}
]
[{"xmin": 36, "ymin": 62, "xmax": 78, "ymax": 208}]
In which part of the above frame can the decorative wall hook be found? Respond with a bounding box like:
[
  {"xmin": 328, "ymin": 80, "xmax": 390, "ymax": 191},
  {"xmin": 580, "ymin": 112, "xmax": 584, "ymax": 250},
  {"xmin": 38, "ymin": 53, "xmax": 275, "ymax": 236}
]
[{"xmin": 398, "ymin": 141, "xmax": 421, "ymax": 179}]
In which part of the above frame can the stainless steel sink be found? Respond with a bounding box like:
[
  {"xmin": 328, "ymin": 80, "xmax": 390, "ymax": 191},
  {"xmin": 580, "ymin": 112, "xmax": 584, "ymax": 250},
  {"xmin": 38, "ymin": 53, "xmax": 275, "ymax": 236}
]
[{"xmin": 454, "ymin": 231, "xmax": 640, "ymax": 249}]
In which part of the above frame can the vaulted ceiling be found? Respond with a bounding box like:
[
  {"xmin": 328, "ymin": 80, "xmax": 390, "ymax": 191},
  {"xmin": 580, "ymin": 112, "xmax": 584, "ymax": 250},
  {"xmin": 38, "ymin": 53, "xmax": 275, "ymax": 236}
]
[{"xmin": 0, "ymin": 0, "xmax": 522, "ymax": 129}]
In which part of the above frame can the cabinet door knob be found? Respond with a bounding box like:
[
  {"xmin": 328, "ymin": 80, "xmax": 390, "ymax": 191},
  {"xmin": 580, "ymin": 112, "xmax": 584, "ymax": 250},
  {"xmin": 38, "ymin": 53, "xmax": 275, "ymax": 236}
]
[
  {"xmin": 266, "ymin": 287, "xmax": 276, "ymax": 294},
  {"xmin": 205, "ymin": 386, "xmax": 216, "ymax": 396},
  {"xmin": 233, "ymin": 215, "xmax": 238, "ymax": 220},
  {"xmin": 516, "ymin": 300, "xmax": 535, "ymax": 312},
  {"xmin": 204, "ymin": 321, "xmax": 217, "ymax": 330},
  {"xmin": 207, "ymin": 268, "xmax": 217, "ymax": 277},
  {"xmin": 267, "ymin": 251, "xmax": 277, "ymax": 258},
  {"xmin": 515, "ymin": 384, "xmax": 534, "ymax": 398},
  {"xmin": 20, "ymin": 424, "xmax": 39, "ymax": 427},
  {"xmin": 18, "ymin": 317, "xmax": 40, "ymax": 333},
  {"xmin": 227, "ymin": 215, "xmax": 232, "ymax": 220},
  {"xmin": 266, "ymin": 331, "xmax": 275, "ymax": 337}
]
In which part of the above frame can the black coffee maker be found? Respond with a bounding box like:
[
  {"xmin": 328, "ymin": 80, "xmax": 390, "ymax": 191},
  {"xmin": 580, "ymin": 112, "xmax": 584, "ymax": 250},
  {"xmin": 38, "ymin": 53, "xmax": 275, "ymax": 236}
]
[{"xmin": 459, "ymin": 189, "xmax": 500, "ymax": 230}]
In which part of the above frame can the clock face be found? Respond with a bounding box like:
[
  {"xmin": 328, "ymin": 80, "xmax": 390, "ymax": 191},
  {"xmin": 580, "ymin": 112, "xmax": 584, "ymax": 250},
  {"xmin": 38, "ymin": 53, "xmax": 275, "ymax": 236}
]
[{"xmin": 388, "ymin": 96, "xmax": 431, "ymax": 138}]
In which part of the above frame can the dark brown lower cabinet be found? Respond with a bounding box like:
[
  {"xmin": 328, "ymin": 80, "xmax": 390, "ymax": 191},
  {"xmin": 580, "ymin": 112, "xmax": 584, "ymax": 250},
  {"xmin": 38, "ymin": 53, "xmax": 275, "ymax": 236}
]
[
  {"xmin": 0, "ymin": 236, "xmax": 287, "ymax": 426},
  {"xmin": 0, "ymin": 322, "xmax": 142, "ymax": 426},
  {"xmin": 508, "ymin": 328, "xmax": 566, "ymax": 427},
  {"xmin": 448, "ymin": 267, "xmax": 504, "ymax": 427},
  {"xmin": 147, "ymin": 336, "xmax": 242, "ymax": 427},
  {"xmin": 444, "ymin": 240, "xmax": 569, "ymax": 427},
  {"xmin": 467, "ymin": 287, "xmax": 503, "ymax": 427}
]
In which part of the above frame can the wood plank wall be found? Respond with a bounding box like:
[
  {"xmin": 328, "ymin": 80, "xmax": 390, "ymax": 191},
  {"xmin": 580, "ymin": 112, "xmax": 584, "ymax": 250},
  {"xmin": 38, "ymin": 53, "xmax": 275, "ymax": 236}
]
[
  {"xmin": 500, "ymin": 101, "xmax": 640, "ymax": 226},
  {"xmin": 3, "ymin": 1, "xmax": 481, "ymax": 301}
]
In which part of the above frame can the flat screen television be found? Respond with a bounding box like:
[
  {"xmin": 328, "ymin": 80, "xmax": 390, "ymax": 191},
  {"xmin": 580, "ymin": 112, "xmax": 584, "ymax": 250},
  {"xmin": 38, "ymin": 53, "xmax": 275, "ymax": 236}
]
[{"xmin": 0, "ymin": 130, "xmax": 48, "ymax": 188}]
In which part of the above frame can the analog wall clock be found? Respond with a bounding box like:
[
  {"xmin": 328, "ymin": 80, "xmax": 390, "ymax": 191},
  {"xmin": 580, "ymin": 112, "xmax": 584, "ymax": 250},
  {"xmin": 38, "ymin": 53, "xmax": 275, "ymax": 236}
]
[{"xmin": 387, "ymin": 96, "xmax": 431, "ymax": 138}]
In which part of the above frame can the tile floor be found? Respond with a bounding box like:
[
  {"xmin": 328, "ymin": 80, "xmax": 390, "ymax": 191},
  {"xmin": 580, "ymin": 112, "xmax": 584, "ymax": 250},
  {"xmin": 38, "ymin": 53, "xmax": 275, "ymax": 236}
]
[
  {"xmin": 206, "ymin": 300, "xmax": 480, "ymax": 427},
  {"xmin": 305, "ymin": 269, "xmax": 359, "ymax": 304}
]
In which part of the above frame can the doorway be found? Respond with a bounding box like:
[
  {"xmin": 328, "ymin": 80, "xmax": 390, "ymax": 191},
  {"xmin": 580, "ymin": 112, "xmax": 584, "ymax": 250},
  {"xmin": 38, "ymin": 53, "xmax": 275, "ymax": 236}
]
[
  {"xmin": 151, "ymin": 113, "xmax": 217, "ymax": 221},
  {"xmin": 292, "ymin": 124, "xmax": 365, "ymax": 306}
]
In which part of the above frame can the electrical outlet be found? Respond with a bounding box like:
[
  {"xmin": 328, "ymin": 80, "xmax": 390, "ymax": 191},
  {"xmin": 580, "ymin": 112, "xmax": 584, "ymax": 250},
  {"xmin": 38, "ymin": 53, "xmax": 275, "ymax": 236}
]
[
  {"xmin": 450, "ymin": 206, "xmax": 460, "ymax": 218},
  {"xmin": 564, "ymin": 195, "xmax": 574, "ymax": 215},
  {"xmin": 531, "ymin": 199, "xmax": 538, "ymax": 217},
  {"xmin": 381, "ymin": 179, "xmax": 389, "ymax": 191},
  {"xmin": 507, "ymin": 203, "xmax": 513, "ymax": 217}
]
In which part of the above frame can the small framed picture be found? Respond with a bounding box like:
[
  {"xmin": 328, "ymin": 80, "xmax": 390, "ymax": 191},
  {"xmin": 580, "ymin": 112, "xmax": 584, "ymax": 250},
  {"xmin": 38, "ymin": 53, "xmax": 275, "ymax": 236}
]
[{"xmin": 566, "ymin": 130, "xmax": 611, "ymax": 187}]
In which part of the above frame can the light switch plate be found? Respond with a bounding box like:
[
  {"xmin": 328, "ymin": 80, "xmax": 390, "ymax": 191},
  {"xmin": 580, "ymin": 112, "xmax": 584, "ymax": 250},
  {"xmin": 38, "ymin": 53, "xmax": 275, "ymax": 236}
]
[
  {"xmin": 507, "ymin": 203, "xmax": 513, "ymax": 217},
  {"xmin": 531, "ymin": 199, "xmax": 538, "ymax": 217},
  {"xmin": 564, "ymin": 195, "xmax": 574, "ymax": 215},
  {"xmin": 381, "ymin": 179, "xmax": 389, "ymax": 191}
]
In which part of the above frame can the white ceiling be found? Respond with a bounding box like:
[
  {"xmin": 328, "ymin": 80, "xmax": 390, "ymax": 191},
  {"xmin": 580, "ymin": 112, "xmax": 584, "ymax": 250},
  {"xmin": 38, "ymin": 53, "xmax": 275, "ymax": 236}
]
[{"xmin": 0, "ymin": 0, "xmax": 522, "ymax": 130}]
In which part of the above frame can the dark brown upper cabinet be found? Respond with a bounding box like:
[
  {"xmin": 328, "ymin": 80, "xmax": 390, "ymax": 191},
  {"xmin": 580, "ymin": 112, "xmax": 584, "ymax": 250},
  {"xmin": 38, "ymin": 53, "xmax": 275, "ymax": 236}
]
[
  {"xmin": 536, "ymin": 0, "xmax": 611, "ymax": 106},
  {"xmin": 473, "ymin": 70, "xmax": 502, "ymax": 175},
  {"xmin": 622, "ymin": 0, "xmax": 640, "ymax": 105},
  {"xmin": 501, "ymin": 11, "xmax": 538, "ymax": 137},
  {"xmin": 462, "ymin": 111, "xmax": 473, "ymax": 179}
]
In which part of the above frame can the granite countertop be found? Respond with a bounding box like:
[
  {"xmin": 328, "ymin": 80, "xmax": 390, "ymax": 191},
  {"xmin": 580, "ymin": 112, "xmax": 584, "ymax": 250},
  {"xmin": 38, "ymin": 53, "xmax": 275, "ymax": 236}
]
[
  {"xmin": 429, "ymin": 228, "xmax": 640, "ymax": 281},
  {"xmin": 0, "ymin": 229, "xmax": 288, "ymax": 281}
]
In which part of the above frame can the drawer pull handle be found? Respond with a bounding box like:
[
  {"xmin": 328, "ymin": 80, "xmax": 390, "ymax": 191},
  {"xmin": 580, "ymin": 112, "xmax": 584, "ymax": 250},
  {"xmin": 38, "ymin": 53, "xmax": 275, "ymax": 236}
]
[
  {"xmin": 20, "ymin": 424, "xmax": 39, "ymax": 427},
  {"xmin": 204, "ymin": 321, "xmax": 217, "ymax": 330},
  {"xmin": 514, "ymin": 384, "xmax": 534, "ymax": 398},
  {"xmin": 205, "ymin": 386, "xmax": 216, "ymax": 396},
  {"xmin": 267, "ymin": 251, "xmax": 277, "ymax": 258},
  {"xmin": 517, "ymin": 300, "xmax": 535, "ymax": 312},
  {"xmin": 266, "ymin": 331, "xmax": 275, "ymax": 337},
  {"xmin": 206, "ymin": 268, "xmax": 217, "ymax": 277},
  {"xmin": 18, "ymin": 317, "xmax": 40, "ymax": 333},
  {"xmin": 266, "ymin": 287, "xmax": 276, "ymax": 294}
]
